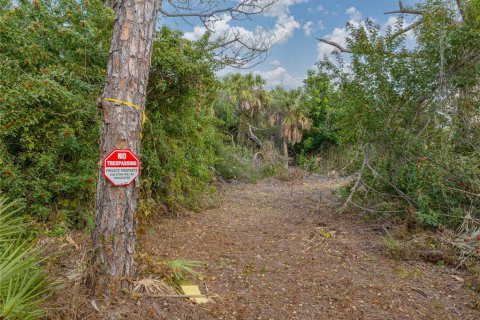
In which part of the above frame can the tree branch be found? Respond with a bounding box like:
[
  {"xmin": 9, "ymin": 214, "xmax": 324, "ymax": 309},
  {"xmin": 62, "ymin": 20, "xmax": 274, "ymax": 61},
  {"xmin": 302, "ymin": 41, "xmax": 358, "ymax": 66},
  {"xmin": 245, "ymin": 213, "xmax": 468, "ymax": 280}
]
[
  {"xmin": 385, "ymin": 1, "xmax": 423, "ymax": 15},
  {"xmin": 158, "ymin": 0, "xmax": 279, "ymax": 68},
  {"xmin": 248, "ymin": 123, "xmax": 263, "ymax": 147},
  {"xmin": 316, "ymin": 38, "xmax": 352, "ymax": 53},
  {"xmin": 388, "ymin": 20, "xmax": 422, "ymax": 39}
]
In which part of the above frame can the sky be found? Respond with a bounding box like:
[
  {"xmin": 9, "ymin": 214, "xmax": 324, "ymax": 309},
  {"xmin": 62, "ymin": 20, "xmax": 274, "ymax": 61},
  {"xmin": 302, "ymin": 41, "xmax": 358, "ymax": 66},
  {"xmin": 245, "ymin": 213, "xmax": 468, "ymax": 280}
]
[{"xmin": 161, "ymin": 0, "xmax": 421, "ymax": 89}]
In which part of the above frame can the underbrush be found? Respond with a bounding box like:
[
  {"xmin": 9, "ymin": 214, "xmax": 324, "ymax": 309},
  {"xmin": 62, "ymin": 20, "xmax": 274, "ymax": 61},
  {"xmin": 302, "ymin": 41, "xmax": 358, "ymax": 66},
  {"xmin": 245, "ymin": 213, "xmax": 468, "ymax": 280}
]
[
  {"xmin": 296, "ymin": 145, "xmax": 356, "ymax": 175},
  {"xmin": 0, "ymin": 197, "xmax": 48, "ymax": 319},
  {"xmin": 214, "ymin": 143, "xmax": 287, "ymax": 183},
  {"xmin": 381, "ymin": 224, "xmax": 480, "ymax": 293},
  {"xmin": 42, "ymin": 230, "xmax": 206, "ymax": 318}
]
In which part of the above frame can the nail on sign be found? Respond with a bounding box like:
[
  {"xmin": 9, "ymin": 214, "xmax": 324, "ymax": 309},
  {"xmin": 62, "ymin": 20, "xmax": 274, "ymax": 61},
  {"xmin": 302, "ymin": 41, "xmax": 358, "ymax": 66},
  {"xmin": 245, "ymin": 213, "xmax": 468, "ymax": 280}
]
[{"xmin": 103, "ymin": 149, "xmax": 140, "ymax": 186}]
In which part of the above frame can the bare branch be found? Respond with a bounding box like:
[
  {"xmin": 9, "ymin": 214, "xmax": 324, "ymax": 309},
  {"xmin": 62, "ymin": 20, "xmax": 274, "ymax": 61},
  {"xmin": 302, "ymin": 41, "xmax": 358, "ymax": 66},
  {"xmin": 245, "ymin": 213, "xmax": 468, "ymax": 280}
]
[
  {"xmin": 385, "ymin": 1, "xmax": 423, "ymax": 15},
  {"xmin": 158, "ymin": 0, "xmax": 280, "ymax": 68},
  {"xmin": 341, "ymin": 146, "xmax": 368, "ymax": 212},
  {"xmin": 316, "ymin": 38, "xmax": 352, "ymax": 53},
  {"xmin": 317, "ymin": 11, "xmax": 423, "ymax": 56},
  {"xmin": 388, "ymin": 20, "xmax": 422, "ymax": 39},
  {"xmin": 248, "ymin": 124, "xmax": 263, "ymax": 147}
]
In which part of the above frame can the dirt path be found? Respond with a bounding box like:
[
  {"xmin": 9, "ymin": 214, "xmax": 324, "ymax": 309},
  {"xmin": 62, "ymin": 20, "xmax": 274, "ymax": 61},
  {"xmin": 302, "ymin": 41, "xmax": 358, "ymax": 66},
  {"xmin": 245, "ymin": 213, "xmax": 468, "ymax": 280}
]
[{"xmin": 135, "ymin": 176, "xmax": 479, "ymax": 319}]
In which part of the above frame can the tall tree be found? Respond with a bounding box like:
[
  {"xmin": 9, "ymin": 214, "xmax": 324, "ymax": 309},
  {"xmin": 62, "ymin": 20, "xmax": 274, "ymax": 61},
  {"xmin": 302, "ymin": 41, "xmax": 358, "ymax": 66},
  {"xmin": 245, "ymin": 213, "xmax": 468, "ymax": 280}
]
[
  {"xmin": 88, "ymin": 0, "xmax": 279, "ymax": 295},
  {"xmin": 217, "ymin": 73, "xmax": 270, "ymax": 146},
  {"xmin": 269, "ymin": 88, "xmax": 312, "ymax": 168},
  {"xmin": 88, "ymin": 0, "xmax": 159, "ymax": 295}
]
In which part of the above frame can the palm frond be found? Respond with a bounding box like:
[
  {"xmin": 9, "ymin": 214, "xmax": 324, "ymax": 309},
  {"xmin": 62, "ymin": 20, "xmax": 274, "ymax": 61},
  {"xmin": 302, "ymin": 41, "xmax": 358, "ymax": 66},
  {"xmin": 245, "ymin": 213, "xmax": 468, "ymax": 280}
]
[{"xmin": 0, "ymin": 197, "xmax": 48, "ymax": 320}]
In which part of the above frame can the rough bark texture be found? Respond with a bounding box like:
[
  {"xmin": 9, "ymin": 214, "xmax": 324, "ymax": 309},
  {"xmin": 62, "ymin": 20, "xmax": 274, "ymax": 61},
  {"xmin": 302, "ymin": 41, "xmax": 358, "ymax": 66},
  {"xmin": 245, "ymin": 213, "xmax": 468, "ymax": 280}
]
[{"xmin": 88, "ymin": 0, "xmax": 158, "ymax": 295}]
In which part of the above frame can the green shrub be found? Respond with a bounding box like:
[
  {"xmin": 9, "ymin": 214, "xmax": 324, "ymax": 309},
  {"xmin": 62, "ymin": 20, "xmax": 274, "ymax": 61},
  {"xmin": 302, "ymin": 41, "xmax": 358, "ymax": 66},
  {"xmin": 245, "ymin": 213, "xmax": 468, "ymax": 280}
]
[
  {"xmin": 296, "ymin": 153, "xmax": 319, "ymax": 173},
  {"xmin": 0, "ymin": 0, "xmax": 112, "ymax": 223},
  {"xmin": 0, "ymin": 3, "xmax": 223, "ymax": 220},
  {"xmin": 214, "ymin": 143, "xmax": 262, "ymax": 182},
  {"xmin": 311, "ymin": 0, "xmax": 480, "ymax": 227},
  {"xmin": 0, "ymin": 197, "xmax": 48, "ymax": 319},
  {"xmin": 141, "ymin": 27, "xmax": 220, "ymax": 213}
]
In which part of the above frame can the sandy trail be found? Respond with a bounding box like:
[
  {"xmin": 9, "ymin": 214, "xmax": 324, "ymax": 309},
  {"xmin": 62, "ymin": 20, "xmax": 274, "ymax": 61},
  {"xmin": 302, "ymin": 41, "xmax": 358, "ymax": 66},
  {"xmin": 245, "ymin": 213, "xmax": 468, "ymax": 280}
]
[{"xmin": 137, "ymin": 176, "xmax": 479, "ymax": 319}]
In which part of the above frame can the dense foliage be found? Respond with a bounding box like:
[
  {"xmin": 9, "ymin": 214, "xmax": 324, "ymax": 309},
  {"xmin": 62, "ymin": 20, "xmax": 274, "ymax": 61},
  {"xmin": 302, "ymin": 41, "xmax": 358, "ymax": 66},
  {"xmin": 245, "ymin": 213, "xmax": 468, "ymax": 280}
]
[
  {"xmin": 2, "ymin": 0, "xmax": 478, "ymax": 232},
  {"xmin": 141, "ymin": 27, "xmax": 220, "ymax": 213},
  {"xmin": 0, "ymin": 1, "xmax": 225, "ymax": 222},
  {"xmin": 296, "ymin": 71, "xmax": 338, "ymax": 155},
  {"xmin": 0, "ymin": 0, "xmax": 111, "ymax": 223},
  {"xmin": 310, "ymin": 0, "xmax": 480, "ymax": 227}
]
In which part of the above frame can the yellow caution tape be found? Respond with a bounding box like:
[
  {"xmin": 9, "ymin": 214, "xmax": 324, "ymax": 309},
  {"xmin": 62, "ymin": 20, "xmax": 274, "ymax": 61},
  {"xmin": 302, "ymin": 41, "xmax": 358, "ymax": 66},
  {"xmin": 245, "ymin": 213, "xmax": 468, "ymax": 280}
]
[{"xmin": 105, "ymin": 98, "xmax": 147, "ymax": 138}]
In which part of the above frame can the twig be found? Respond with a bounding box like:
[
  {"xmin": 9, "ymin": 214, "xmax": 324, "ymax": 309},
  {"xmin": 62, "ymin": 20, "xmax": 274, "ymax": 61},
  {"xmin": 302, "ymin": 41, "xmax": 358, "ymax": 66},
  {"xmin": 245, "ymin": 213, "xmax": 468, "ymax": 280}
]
[
  {"xmin": 409, "ymin": 286, "xmax": 428, "ymax": 297},
  {"xmin": 247, "ymin": 123, "xmax": 263, "ymax": 147},
  {"xmin": 145, "ymin": 293, "xmax": 219, "ymax": 298},
  {"xmin": 349, "ymin": 200, "xmax": 405, "ymax": 214},
  {"xmin": 341, "ymin": 146, "xmax": 368, "ymax": 212},
  {"xmin": 455, "ymin": 0, "xmax": 465, "ymax": 21},
  {"xmin": 446, "ymin": 186, "xmax": 480, "ymax": 197},
  {"xmin": 366, "ymin": 163, "xmax": 415, "ymax": 206},
  {"xmin": 388, "ymin": 21, "xmax": 423, "ymax": 39}
]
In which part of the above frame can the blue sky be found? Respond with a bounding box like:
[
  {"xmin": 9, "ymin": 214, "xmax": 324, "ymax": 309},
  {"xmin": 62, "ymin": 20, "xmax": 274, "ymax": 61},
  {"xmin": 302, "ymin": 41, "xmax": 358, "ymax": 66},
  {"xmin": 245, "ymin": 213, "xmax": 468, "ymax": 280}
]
[{"xmin": 161, "ymin": 0, "xmax": 420, "ymax": 88}]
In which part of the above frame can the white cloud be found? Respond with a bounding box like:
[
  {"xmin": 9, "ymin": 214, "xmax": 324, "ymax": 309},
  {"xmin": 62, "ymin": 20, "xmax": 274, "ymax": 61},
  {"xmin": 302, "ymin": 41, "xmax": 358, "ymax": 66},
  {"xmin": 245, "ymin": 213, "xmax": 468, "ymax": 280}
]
[
  {"xmin": 303, "ymin": 20, "xmax": 325, "ymax": 37},
  {"xmin": 184, "ymin": 0, "xmax": 304, "ymax": 47},
  {"xmin": 273, "ymin": 14, "xmax": 300, "ymax": 43},
  {"xmin": 262, "ymin": 0, "xmax": 309, "ymax": 18},
  {"xmin": 345, "ymin": 6, "xmax": 362, "ymax": 22},
  {"xmin": 303, "ymin": 21, "xmax": 314, "ymax": 36},
  {"xmin": 216, "ymin": 66, "xmax": 303, "ymax": 89},
  {"xmin": 254, "ymin": 67, "xmax": 304, "ymax": 89},
  {"xmin": 316, "ymin": 4, "xmax": 326, "ymax": 13},
  {"xmin": 269, "ymin": 59, "xmax": 282, "ymax": 66}
]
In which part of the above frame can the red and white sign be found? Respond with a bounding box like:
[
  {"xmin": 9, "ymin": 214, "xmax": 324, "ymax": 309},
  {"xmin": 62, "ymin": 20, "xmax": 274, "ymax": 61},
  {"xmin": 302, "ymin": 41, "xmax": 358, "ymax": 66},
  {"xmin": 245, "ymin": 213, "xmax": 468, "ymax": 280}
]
[{"xmin": 103, "ymin": 149, "xmax": 140, "ymax": 186}]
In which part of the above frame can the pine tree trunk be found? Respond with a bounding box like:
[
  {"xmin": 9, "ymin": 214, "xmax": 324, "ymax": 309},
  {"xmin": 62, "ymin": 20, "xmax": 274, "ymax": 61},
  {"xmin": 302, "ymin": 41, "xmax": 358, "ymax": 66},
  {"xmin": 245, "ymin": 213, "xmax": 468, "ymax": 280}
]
[
  {"xmin": 283, "ymin": 138, "xmax": 289, "ymax": 168},
  {"xmin": 88, "ymin": 0, "xmax": 158, "ymax": 295}
]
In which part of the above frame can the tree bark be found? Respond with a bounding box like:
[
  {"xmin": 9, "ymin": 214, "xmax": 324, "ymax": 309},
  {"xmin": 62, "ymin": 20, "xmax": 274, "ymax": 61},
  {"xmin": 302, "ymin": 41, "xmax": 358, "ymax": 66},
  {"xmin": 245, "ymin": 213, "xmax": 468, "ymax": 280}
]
[
  {"xmin": 88, "ymin": 0, "xmax": 158, "ymax": 296},
  {"xmin": 283, "ymin": 138, "xmax": 289, "ymax": 168}
]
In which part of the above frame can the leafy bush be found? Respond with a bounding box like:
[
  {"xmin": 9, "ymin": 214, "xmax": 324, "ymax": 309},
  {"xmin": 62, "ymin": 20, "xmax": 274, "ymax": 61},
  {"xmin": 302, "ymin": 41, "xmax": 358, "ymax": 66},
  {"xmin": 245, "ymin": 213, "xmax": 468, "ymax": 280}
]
[
  {"xmin": 214, "ymin": 143, "xmax": 263, "ymax": 182},
  {"xmin": 0, "ymin": 197, "xmax": 48, "ymax": 319},
  {"xmin": 312, "ymin": 0, "xmax": 480, "ymax": 227},
  {"xmin": 0, "ymin": 3, "xmax": 225, "ymax": 220},
  {"xmin": 0, "ymin": 0, "xmax": 112, "ymax": 223},
  {"xmin": 141, "ymin": 27, "xmax": 220, "ymax": 213},
  {"xmin": 296, "ymin": 153, "xmax": 319, "ymax": 172}
]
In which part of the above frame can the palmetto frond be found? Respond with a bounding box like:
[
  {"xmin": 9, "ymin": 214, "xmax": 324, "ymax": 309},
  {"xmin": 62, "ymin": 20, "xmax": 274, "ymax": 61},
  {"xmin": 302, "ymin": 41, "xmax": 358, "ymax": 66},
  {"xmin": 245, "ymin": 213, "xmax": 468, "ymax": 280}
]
[
  {"xmin": 271, "ymin": 88, "xmax": 313, "ymax": 145},
  {"xmin": 0, "ymin": 197, "xmax": 48, "ymax": 320}
]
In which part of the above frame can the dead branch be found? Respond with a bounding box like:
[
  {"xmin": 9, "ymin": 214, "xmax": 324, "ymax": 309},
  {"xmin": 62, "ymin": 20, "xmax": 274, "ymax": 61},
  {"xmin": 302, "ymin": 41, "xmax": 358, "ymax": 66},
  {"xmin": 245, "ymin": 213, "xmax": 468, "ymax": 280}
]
[
  {"xmin": 349, "ymin": 200, "xmax": 406, "ymax": 214},
  {"xmin": 158, "ymin": 0, "xmax": 280, "ymax": 68},
  {"xmin": 385, "ymin": 1, "xmax": 423, "ymax": 15},
  {"xmin": 316, "ymin": 38, "xmax": 352, "ymax": 53},
  {"xmin": 366, "ymin": 163, "xmax": 415, "ymax": 206},
  {"xmin": 248, "ymin": 123, "xmax": 263, "ymax": 147},
  {"xmin": 389, "ymin": 20, "xmax": 423, "ymax": 39},
  {"xmin": 159, "ymin": 0, "xmax": 275, "ymax": 18},
  {"xmin": 341, "ymin": 146, "xmax": 368, "ymax": 212},
  {"xmin": 446, "ymin": 186, "xmax": 480, "ymax": 197}
]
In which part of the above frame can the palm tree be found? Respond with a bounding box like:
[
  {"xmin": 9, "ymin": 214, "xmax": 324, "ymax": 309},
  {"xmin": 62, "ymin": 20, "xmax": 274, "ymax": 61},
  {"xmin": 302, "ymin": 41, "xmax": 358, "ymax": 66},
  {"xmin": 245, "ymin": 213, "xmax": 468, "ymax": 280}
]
[
  {"xmin": 269, "ymin": 88, "xmax": 312, "ymax": 168},
  {"xmin": 216, "ymin": 73, "xmax": 270, "ymax": 146}
]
